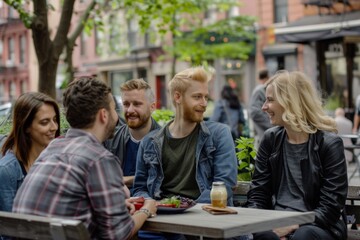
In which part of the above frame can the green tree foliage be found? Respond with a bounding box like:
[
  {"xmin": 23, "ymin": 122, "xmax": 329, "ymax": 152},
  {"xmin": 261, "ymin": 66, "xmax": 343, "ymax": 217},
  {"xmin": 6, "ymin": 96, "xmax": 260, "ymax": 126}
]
[
  {"xmin": 125, "ymin": 0, "xmax": 256, "ymax": 70},
  {"xmin": 151, "ymin": 109, "xmax": 174, "ymax": 126},
  {"xmin": 0, "ymin": 117, "xmax": 12, "ymax": 135},
  {"xmin": 5, "ymin": 0, "xmax": 255, "ymax": 98},
  {"xmin": 172, "ymin": 16, "xmax": 256, "ymax": 65}
]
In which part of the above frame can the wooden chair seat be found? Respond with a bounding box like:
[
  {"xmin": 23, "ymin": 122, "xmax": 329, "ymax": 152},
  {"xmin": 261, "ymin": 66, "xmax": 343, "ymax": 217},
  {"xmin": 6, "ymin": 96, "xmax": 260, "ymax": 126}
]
[{"xmin": 0, "ymin": 211, "xmax": 90, "ymax": 240}]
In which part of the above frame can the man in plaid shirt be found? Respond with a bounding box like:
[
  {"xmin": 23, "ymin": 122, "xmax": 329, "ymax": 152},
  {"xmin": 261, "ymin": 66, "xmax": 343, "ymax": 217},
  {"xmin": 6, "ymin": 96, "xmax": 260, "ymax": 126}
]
[{"xmin": 12, "ymin": 77, "xmax": 156, "ymax": 239}]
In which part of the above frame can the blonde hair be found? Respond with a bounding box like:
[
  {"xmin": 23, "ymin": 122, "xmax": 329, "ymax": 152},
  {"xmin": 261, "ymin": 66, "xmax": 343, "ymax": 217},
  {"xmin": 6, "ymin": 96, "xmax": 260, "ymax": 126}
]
[
  {"xmin": 120, "ymin": 78, "xmax": 155, "ymax": 102},
  {"xmin": 266, "ymin": 70, "xmax": 337, "ymax": 133},
  {"xmin": 168, "ymin": 66, "xmax": 211, "ymax": 105}
]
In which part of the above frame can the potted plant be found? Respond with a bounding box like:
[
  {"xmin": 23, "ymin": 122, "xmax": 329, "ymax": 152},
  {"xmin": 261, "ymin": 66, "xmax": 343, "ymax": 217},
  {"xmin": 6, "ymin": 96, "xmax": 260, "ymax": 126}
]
[
  {"xmin": 233, "ymin": 136, "xmax": 257, "ymax": 206},
  {"xmin": 151, "ymin": 109, "xmax": 174, "ymax": 126},
  {"xmin": 235, "ymin": 136, "xmax": 256, "ymax": 181}
]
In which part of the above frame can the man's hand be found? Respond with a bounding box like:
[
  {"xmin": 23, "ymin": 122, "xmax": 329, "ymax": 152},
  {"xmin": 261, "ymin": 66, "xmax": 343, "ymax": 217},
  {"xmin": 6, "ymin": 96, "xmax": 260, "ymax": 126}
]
[
  {"xmin": 125, "ymin": 199, "xmax": 136, "ymax": 215},
  {"xmin": 273, "ymin": 225, "xmax": 299, "ymax": 238}
]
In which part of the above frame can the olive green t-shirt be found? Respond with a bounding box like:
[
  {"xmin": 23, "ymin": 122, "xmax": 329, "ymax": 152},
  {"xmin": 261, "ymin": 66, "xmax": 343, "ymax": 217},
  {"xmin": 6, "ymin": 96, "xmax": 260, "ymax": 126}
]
[{"xmin": 160, "ymin": 124, "xmax": 200, "ymax": 199}]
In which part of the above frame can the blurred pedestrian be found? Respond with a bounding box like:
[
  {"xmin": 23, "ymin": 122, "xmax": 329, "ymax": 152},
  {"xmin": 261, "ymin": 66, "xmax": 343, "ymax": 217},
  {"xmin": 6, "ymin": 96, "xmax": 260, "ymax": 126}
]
[
  {"xmin": 353, "ymin": 94, "xmax": 360, "ymax": 134},
  {"xmin": 0, "ymin": 92, "xmax": 60, "ymax": 212},
  {"xmin": 334, "ymin": 107, "xmax": 353, "ymax": 162},
  {"xmin": 210, "ymin": 85, "xmax": 245, "ymax": 140},
  {"xmin": 249, "ymin": 69, "xmax": 272, "ymax": 147}
]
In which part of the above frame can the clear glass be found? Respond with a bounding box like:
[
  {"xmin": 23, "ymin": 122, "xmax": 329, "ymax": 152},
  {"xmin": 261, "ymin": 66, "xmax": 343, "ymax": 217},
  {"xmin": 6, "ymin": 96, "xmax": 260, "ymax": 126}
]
[{"xmin": 210, "ymin": 181, "xmax": 227, "ymax": 208}]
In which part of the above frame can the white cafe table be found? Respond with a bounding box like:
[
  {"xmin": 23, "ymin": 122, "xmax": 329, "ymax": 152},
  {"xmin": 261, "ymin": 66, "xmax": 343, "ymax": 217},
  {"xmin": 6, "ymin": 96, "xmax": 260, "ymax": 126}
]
[{"xmin": 142, "ymin": 204, "xmax": 315, "ymax": 239}]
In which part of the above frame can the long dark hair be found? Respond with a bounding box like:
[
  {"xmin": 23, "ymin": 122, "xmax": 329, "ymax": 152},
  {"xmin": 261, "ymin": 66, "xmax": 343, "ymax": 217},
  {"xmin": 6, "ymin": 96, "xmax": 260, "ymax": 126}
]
[
  {"xmin": 1, "ymin": 92, "xmax": 60, "ymax": 167},
  {"xmin": 221, "ymin": 86, "xmax": 240, "ymax": 109}
]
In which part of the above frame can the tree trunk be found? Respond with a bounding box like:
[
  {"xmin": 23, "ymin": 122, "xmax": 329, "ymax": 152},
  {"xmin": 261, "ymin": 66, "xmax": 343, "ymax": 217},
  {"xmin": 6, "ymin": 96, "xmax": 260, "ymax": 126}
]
[
  {"xmin": 65, "ymin": 42, "xmax": 74, "ymax": 84},
  {"xmin": 38, "ymin": 51, "xmax": 59, "ymax": 98},
  {"xmin": 32, "ymin": 0, "xmax": 75, "ymax": 99},
  {"xmin": 65, "ymin": 0, "xmax": 97, "ymax": 84},
  {"xmin": 171, "ymin": 13, "xmax": 178, "ymax": 78}
]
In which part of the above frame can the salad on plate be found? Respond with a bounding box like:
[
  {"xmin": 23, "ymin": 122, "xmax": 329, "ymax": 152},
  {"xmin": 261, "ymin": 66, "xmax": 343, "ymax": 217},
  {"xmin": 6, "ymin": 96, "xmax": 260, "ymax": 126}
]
[{"xmin": 131, "ymin": 196, "xmax": 196, "ymax": 213}]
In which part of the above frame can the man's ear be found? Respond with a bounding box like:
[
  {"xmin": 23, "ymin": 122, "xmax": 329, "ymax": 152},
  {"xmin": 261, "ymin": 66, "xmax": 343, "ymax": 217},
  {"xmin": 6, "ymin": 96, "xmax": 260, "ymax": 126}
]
[
  {"xmin": 174, "ymin": 91, "xmax": 181, "ymax": 104},
  {"xmin": 150, "ymin": 102, "xmax": 156, "ymax": 113},
  {"xmin": 98, "ymin": 108, "xmax": 108, "ymax": 124}
]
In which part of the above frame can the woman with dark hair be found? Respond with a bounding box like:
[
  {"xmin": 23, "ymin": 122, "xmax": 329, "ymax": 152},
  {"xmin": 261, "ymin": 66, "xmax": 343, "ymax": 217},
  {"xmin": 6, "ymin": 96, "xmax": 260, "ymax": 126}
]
[
  {"xmin": 0, "ymin": 92, "xmax": 60, "ymax": 212},
  {"xmin": 210, "ymin": 85, "xmax": 246, "ymax": 140}
]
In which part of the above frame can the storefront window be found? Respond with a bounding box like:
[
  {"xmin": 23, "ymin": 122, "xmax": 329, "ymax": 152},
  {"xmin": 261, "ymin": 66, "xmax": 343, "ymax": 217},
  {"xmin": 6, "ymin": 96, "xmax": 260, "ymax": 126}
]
[
  {"xmin": 110, "ymin": 71, "xmax": 133, "ymax": 97},
  {"xmin": 274, "ymin": 0, "xmax": 287, "ymax": 23},
  {"xmin": 324, "ymin": 42, "xmax": 346, "ymax": 109}
]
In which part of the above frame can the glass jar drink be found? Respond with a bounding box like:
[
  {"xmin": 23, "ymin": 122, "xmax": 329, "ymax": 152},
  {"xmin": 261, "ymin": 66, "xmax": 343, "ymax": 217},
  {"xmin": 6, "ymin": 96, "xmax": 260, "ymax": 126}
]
[{"xmin": 210, "ymin": 181, "xmax": 227, "ymax": 208}]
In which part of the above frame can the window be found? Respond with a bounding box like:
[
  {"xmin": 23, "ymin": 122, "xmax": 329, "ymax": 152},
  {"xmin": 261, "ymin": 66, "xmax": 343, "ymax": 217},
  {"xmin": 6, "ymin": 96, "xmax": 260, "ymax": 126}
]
[
  {"xmin": 0, "ymin": 82, "xmax": 4, "ymax": 103},
  {"xmin": 274, "ymin": 0, "xmax": 288, "ymax": 23},
  {"xmin": 204, "ymin": 6, "xmax": 217, "ymax": 25},
  {"xmin": 9, "ymin": 81, "xmax": 16, "ymax": 101},
  {"xmin": 20, "ymin": 35, "xmax": 26, "ymax": 64},
  {"xmin": 8, "ymin": 6, "xmax": 14, "ymax": 18},
  {"xmin": 94, "ymin": 26, "xmax": 100, "ymax": 55},
  {"xmin": 108, "ymin": 15, "xmax": 121, "ymax": 53},
  {"xmin": 7, "ymin": 37, "xmax": 15, "ymax": 65},
  {"xmin": 127, "ymin": 18, "xmax": 140, "ymax": 49},
  {"xmin": 0, "ymin": 40, "xmax": 3, "ymax": 60},
  {"xmin": 137, "ymin": 68, "xmax": 147, "ymax": 81},
  {"xmin": 20, "ymin": 80, "xmax": 27, "ymax": 94},
  {"xmin": 227, "ymin": 6, "xmax": 239, "ymax": 18},
  {"xmin": 110, "ymin": 71, "xmax": 133, "ymax": 97},
  {"xmin": 80, "ymin": 32, "xmax": 86, "ymax": 56}
]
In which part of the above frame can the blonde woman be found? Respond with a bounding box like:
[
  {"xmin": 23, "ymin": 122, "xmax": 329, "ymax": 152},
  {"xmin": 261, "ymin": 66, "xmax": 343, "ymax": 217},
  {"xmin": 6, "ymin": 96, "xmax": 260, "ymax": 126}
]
[{"xmin": 246, "ymin": 71, "xmax": 347, "ymax": 240}]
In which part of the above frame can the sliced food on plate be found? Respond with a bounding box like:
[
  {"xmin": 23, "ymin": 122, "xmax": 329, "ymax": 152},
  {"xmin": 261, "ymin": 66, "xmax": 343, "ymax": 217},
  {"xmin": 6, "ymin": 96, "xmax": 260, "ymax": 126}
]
[{"xmin": 130, "ymin": 196, "xmax": 196, "ymax": 211}]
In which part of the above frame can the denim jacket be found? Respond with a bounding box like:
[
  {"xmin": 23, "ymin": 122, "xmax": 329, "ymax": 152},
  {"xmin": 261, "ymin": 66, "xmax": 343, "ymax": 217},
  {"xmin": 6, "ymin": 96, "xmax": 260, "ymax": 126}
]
[
  {"xmin": 0, "ymin": 151, "xmax": 26, "ymax": 212},
  {"xmin": 133, "ymin": 120, "xmax": 238, "ymax": 206}
]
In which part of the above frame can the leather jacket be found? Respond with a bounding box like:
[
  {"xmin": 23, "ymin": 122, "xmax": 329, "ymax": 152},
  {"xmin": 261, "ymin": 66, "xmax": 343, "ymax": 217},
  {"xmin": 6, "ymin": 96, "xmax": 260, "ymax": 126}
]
[{"xmin": 246, "ymin": 126, "xmax": 348, "ymax": 239}]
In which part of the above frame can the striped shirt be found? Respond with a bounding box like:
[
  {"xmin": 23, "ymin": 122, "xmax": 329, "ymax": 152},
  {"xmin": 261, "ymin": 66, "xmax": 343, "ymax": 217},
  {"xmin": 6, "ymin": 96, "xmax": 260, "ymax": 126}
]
[{"xmin": 13, "ymin": 128, "xmax": 134, "ymax": 239}]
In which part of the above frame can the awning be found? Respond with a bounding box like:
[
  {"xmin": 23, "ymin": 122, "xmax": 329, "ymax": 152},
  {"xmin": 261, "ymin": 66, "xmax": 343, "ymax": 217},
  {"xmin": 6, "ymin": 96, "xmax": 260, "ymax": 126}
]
[
  {"xmin": 262, "ymin": 43, "xmax": 298, "ymax": 57},
  {"xmin": 275, "ymin": 11, "xmax": 360, "ymax": 43}
]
